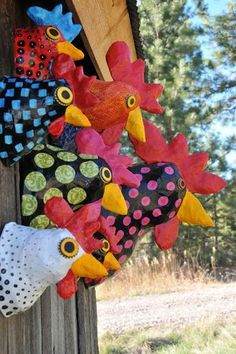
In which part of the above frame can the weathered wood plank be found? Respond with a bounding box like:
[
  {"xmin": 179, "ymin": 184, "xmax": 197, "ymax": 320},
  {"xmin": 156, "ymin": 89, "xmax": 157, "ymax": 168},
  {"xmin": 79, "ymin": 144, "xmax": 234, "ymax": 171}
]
[{"xmin": 66, "ymin": 0, "xmax": 137, "ymax": 80}]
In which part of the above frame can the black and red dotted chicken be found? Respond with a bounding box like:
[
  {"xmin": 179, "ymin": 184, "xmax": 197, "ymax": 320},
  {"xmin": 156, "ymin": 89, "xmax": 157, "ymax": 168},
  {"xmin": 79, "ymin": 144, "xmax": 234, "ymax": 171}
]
[{"xmin": 14, "ymin": 4, "xmax": 84, "ymax": 79}]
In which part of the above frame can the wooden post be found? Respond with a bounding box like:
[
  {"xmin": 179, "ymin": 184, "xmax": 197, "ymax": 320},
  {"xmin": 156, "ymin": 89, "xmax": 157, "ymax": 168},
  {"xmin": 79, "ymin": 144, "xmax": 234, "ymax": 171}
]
[{"xmin": 0, "ymin": 1, "xmax": 99, "ymax": 353}]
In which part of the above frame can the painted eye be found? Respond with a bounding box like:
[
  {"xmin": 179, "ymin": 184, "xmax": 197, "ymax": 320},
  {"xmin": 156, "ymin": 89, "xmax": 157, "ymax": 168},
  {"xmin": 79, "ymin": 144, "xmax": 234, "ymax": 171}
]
[
  {"xmin": 100, "ymin": 167, "xmax": 112, "ymax": 183},
  {"xmin": 178, "ymin": 178, "xmax": 186, "ymax": 190},
  {"xmin": 55, "ymin": 86, "xmax": 73, "ymax": 106},
  {"xmin": 45, "ymin": 26, "xmax": 60, "ymax": 41},
  {"xmin": 59, "ymin": 238, "xmax": 79, "ymax": 258},
  {"xmin": 102, "ymin": 239, "xmax": 110, "ymax": 253},
  {"xmin": 126, "ymin": 95, "xmax": 136, "ymax": 108}
]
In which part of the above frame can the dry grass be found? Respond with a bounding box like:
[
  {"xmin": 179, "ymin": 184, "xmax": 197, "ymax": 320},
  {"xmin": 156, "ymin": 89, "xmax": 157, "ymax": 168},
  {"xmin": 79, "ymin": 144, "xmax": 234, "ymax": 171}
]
[{"xmin": 96, "ymin": 251, "xmax": 216, "ymax": 301}]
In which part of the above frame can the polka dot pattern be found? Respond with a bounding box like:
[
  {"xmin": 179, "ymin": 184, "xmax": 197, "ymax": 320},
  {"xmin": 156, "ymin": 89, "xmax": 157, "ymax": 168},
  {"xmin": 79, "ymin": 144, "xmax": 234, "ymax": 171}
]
[
  {"xmin": 34, "ymin": 153, "xmax": 54, "ymax": 168},
  {"xmin": 55, "ymin": 165, "xmax": 75, "ymax": 184},
  {"xmin": 21, "ymin": 195, "xmax": 38, "ymax": 216},
  {"xmin": 79, "ymin": 161, "xmax": 99, "ymax": 178},
  {"xmin": 67, "ymin": 187, "xmax": 87, "ymax": 205},
  {"xmin": 25, "ymin": 172, "xmax": 46, "ymax": 192}
]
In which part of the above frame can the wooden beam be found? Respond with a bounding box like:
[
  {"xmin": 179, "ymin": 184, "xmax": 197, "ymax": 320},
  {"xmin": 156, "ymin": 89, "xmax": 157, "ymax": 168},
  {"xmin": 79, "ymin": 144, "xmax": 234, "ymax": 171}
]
[{"xmin": 66, "ymin": 0, "xmax": 137, "ymax": 80}]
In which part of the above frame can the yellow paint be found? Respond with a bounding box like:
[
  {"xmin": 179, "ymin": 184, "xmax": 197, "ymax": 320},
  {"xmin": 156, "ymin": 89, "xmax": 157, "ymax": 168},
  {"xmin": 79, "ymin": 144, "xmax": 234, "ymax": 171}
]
[
  {"xmin": 71, "ymin": 254, "xmax": 108, "ymax": 278},
  {"xmin": 65, "ymin": 105, "xmax": 91, "ymax": 127},
  {"xmin": 57, "ymin": 41, "xmax": 84, "ymax": 60},
  {"xmin": 103, "ymin": 252, "xmax": 121, "ymax": 270},
  {"xmin": 177, "ymin": 191, "xmax": 214, "ymax": 227},
  {"xmin": 102, "ymin": 183, "xmax": 128, "ymax": 215},
  {"xmin": 125, "ymin": 107, "xmax": 146, "ymax": 142}
]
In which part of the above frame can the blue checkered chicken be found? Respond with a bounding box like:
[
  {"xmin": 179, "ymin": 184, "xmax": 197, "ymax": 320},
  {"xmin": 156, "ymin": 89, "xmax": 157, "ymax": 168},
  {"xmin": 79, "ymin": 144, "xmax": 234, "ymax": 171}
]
[{"xmin": 0, "ymin": 76, "xmax": 90, "ymax": 166}]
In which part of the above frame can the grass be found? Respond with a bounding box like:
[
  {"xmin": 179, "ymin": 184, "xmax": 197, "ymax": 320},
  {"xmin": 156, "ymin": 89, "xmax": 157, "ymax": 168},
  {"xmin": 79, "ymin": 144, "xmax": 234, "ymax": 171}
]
[
  {"xmin": 96, "ymin": 251, "xmax": 216, "ymax": 301},
  {"xmin": 99, "ymin": 318, "xmax": 236, "ymax": 354}
]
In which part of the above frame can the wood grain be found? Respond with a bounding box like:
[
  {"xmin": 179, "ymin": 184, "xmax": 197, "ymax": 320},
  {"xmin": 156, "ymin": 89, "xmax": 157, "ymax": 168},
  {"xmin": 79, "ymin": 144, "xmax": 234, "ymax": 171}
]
[{"xmin": 66, "ymin": 0, "xmax": 137, "ymax": 80}]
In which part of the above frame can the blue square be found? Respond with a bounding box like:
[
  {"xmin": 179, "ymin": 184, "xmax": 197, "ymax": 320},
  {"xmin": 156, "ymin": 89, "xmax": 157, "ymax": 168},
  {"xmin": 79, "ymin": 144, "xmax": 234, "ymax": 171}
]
[
  {"xmin": 4, "ymin": 135, "xmax": 13, "ymax": 144},
  {"xmin": 48, "ymin": 110, "xmax": 57, "ymax": 117},
  {"xmin": 44, "ymin": 120, "xmax": 51, "ymax": 127},
  {"xmin": 3, "ymin": 112, "xmax": 13, "ymax": 122},
  {"xmin": 45, "ymin": 96, "xmax": 53, "ymax": 106},
  {"xmin": 0, "ymin": 82, "xmax": 6, "ymax": 91},
  {"xmin": 33, "ymin": 118, "xmax": 41, "ymax": 127},
  {"xmin": 26, "ymin": 78, "xmax": 33, "ymax": 84},
  {"xmin": 0, "ymin": 98, "xmax": 5, "ymax": 108},
  {"xmin": 37, "ymin": 128, "xmax": 45, "ymax": 136},
  {"xmin": 15, "ymin": 143, "xmax": 24, "ymax": 152},
  {"xmin": 31, "ymin": 83, "xmax": 39, "ymax": 89},
  {"xmin": 26, "ymin": 141, "xmax": 34, "ymax": 150},
  {"xmin": 8, "ymin": 78, "xmax": 16, "ymax": 83},
  {"xmin": 0, "ymin": 151, "xmax": 8, "ymax": 158},
  {"xmin": 13, "ymin": 156, "xmax": 21, "ymax": 162},
  {"xmin": 15, "ymin": 123, "xmax": 23, "ymax": 134},
  {"xmin": 38, "ymin": 89, "xmax": 47, "ymax": 97},
  {"xmin": 12, "ymin": 100, "xmax": 21, "ymax": 110},
  {"xmin": 37, "ymin": 107, "xmax": 46, "ymax": 116},
  {"xmin": 15, "ymin": 81, "xmax": 23, "ymax": 88},
  {"xmin": 21, "ymin": 88, "xmax": 30, "ymax": 97},
  {"xmin": 29, "ymin": 99, "xmax": 37, "ymax": 109},
  {"xmin": 6, "ymin": 89, "xmax": 14, "ymax": 97},
  {"xmin": 48, "ymin": 81, "xmax": 56, "ymax": 87},
  {"xmin": 26, "ymin": 130, "xmax": 34, "ymax": 138},
  {"xmin": 36, "ymin": 137, "xmax": 44, "ymax": 144},
  {"xmin": 23, "ymin": 110, "xmax": 31, "ymax": 120},
  {"xmin": 0, "ymin": 124, "xmax": 2, "ymax": 134}
]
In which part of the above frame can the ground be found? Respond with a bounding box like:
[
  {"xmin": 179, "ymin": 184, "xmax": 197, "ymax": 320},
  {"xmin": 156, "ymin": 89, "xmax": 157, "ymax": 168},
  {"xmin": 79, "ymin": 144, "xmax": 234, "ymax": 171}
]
[{"xmin": 97, "ymin": 283, "xmax": 236, "ymax": 336}]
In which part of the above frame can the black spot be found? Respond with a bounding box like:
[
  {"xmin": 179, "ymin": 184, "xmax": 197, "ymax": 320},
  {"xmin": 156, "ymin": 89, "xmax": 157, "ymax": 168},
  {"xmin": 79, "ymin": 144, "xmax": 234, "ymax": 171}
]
[
  {"xmin": 0, "ymin": 296, "xmax": 5, "ymax": 301},
  {"xmin": 16, "ymin": 56, "xmax": 24, "ymax": 64},
  {"xmin": 16, "ymin": 67, "xmax": 24, "ymax": 75},
  {"xmin": 13, "ymin": 307, "xmax": 18, "ymax": 310},
  {"xmin": 28, "ymin": 59, "xmax": 35, "ymax": 67},
  {"xmin": 9, "ymin": 300, "xmax": 13, "ymax": 304},
  {"xmin": 40, "ymin": 45, "xmax": 45, "ymax": 49},
  {"xmin": 64, "ymin": 241, "xmax": 75, "ymax": 253},
  {"xmin": 30, "ymin": 51, "xmax": 36, "ymax": 57},
  {"xmin": 29, "ymin": 41, "xmax": 36, "ymax": 48},
  {"xmin": 1, "ymin": 269, "xmax": 6, "ymax": 274},
  {"xmin": 61, "ymin": 90, "xmax": 70, "ymax": 99},
  {"xmin": 19, "ymin": 277, "xmax": 22, "ymax": 281},
  {"xmin": 0, "ymin": 286, "xmax": 3, "ymax": 291},
  {"xmin": 39, "ymin": 63, "xmax": 44, "ymax": 70},
  {"xmin": 5, "ymin": 290, "xmax": 10, "ymax": 295},
  {"xmin": 6, "ymin": 311, "xmax": 13, "ymax": 316},
  {"xmin": 4, "ymin": 280, "xmax": 9, "ymax": 285},
  {"xmin": 13, "ymin": 284, "xmax": 18, "ymax": 288},
  {"xmin": 27, "ymin": 35, "xmax": 32, "ymax": 39},
  {"xmin": 2, "ymin": 305, "xmax": 8, "ymax": 310},
  {"xmin": 26, "ymin": 70, "xmax": 33, "ymax": 77},
  {"xmin": 40, "ymin": 54, "xmax": 46, "ymax": 60},
  {"xmin": 18, "ymin": 40, "xmax": 25, "ymax": 47},
  {"xmin": 16, "ymin": 293, "xmax": 20, "ymax": 296}
]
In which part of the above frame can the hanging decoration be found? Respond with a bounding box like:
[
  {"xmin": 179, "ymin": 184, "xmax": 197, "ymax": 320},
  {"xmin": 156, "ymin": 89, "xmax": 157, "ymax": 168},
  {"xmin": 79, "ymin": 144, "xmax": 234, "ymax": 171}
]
[{"xmin": 14, "ymin": 4, "xmax": 84, "ymax": 79}]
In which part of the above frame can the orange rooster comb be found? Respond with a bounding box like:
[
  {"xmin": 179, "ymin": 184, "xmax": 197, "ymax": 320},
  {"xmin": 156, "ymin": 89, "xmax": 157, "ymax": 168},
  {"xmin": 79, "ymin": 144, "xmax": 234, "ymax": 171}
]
[
  {"xmin": 130, "ymin": 119, "xmax": 227, "ymax": 194},
  {"xmin": 106, "ymin": 41, "xmax": 164, "ymax": 114}
]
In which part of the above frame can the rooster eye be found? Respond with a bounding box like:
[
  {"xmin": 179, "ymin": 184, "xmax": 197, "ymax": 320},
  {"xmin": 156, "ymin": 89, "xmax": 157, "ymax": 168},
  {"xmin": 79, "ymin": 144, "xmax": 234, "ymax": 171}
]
[
  {"xmin": 59, "ymin": 238, "xmax": 79, "ymax": 258},
  {"xmin": 45, "ymin": 26, "xmax": 60, "ymax": 41},
  {"xmin": 100, "ymin": 167, "xmax": 112, "ymax": 183},
  {"xmin": 126, "ymin": 95, "xmax": 136, "ymax": 108},
  {"xmin": 55, "ymin": 86, "xmax": 73, "ymax": 106},
  {"xmin": 102, "ymin": 239, "xmax": 110, "ymax": 253},
  {"xmin": 178, "ymin": 178, "xmax": 186, "ymax": 190}
]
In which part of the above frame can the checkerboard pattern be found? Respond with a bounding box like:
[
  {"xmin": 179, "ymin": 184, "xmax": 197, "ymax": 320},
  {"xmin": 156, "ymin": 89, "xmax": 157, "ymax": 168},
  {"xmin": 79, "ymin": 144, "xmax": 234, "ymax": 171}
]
[{"xmin": 0, "ymin": 76, "xmax": 69, "ymax": 166}]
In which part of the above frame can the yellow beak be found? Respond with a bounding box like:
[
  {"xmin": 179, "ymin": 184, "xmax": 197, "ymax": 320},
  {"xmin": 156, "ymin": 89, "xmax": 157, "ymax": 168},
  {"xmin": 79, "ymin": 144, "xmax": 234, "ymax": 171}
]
[
  {"xmin": 57, "ymin": 41, "xmax": 84, "ymax": 61},
  {"xmin": 103, "ymin": 252, "xmax": 121, "ymax": 270},
  {"xmin": 71, "ymin": 254, "xmax": 108, "ymax": 279},
  {"xmin": 177, "ymin": 191, "xmax": 214, "ymax": 227},
  {"xmin": 125, "ymin": 107, "xmax": 146, "ymax": 142},
  {"xmin": 101, "ymin": 183, "xmax": 128, "ymax": 215},
  {"xmin": 65, "ymin": 104, "xmax": 91, "ymax": 127}
]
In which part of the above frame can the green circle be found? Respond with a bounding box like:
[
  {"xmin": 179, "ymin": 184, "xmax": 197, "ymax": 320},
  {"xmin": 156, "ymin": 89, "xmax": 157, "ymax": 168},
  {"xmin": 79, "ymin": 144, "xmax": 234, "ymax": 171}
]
[
  {"xmin": 43, "ymin": 188, "xmax": 63, "ymax": 204},
  {"xmin": 30, "ymin": 215, "xmax": 50, "ymax": 229},
  {"xmin": 79, "ymin": 161, "xmax": 99, "ymax": 178},
  {"xmin": 57, "ymin": 151, "xmax": 77, "ymax": 162},
  {"xmin": 67, "ymin": 187, "xmax": 87, "ymax": 205},
  {"xmin": 25, "ymin": 172, "xmax": 47, "ymax": 192},
  {"xmin": 55, "ymin": 165, "xmax": 75, "ymax": 184},
  {"xmin": 34, "ymin": 153, "xmax": 55, "ymax": 169},
  {"xmin": 21, "ymin": 194, "xmax": 38, "ymax": 216},
  {"xmin": 79, "ymin": 153, "xmax": 98, "ymax": 160},
  {"xmin": 33, "ymin": 144, "xmax": 45, "ymax": 151},
  {"xmin": 46, "ymin": 144, "xmax": 63, "ymax": 151}
]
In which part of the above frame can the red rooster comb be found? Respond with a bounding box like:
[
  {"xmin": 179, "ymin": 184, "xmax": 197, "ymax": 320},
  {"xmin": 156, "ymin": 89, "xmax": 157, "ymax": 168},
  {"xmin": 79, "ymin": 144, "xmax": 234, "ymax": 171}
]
[
  {"xmin": 52, "ymin": 54, "xmax": 99, "ymax": 108},
  {"xmin": 75, "ymin": 128, "xmax": 140, "ymax": 187},
  {"xmin": 106, "ymin": 41, "xmax": 164, "ymax": 114},
  {"xmin": 130, "ymin": 120, "xmax": 227, "ymax": 194},
  {"xmin": 44, "ymin": 197, "xmax": 104, "ymax": 253}
]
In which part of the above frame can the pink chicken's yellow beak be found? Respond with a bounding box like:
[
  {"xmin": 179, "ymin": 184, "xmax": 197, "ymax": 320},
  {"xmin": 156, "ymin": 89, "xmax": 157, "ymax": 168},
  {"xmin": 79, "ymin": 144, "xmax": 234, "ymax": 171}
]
[
  {"xmin": 103, "ymin": 252, "xmax": 121, "ymax": 270},
  {"xmin": 71, "ymin": 254, "xmax": 108, "ymax": 279},
  {"xmin": 125, "ymin": 107, "xmax": 146, "ymax": 142},
  {"xmin": 102, "ymin": 183, "xmax": 128, "ymax": 215},
  {"xmin": 177, "ymin": 191, "xmax": 214, "ymax": 227},
  {"xmin": 65, "ymin": 104, "xmax": 91, "ymax": 127},
  {"xmin": 57, "ymin": 41, "xmax": 84, "ymax": 61}
]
